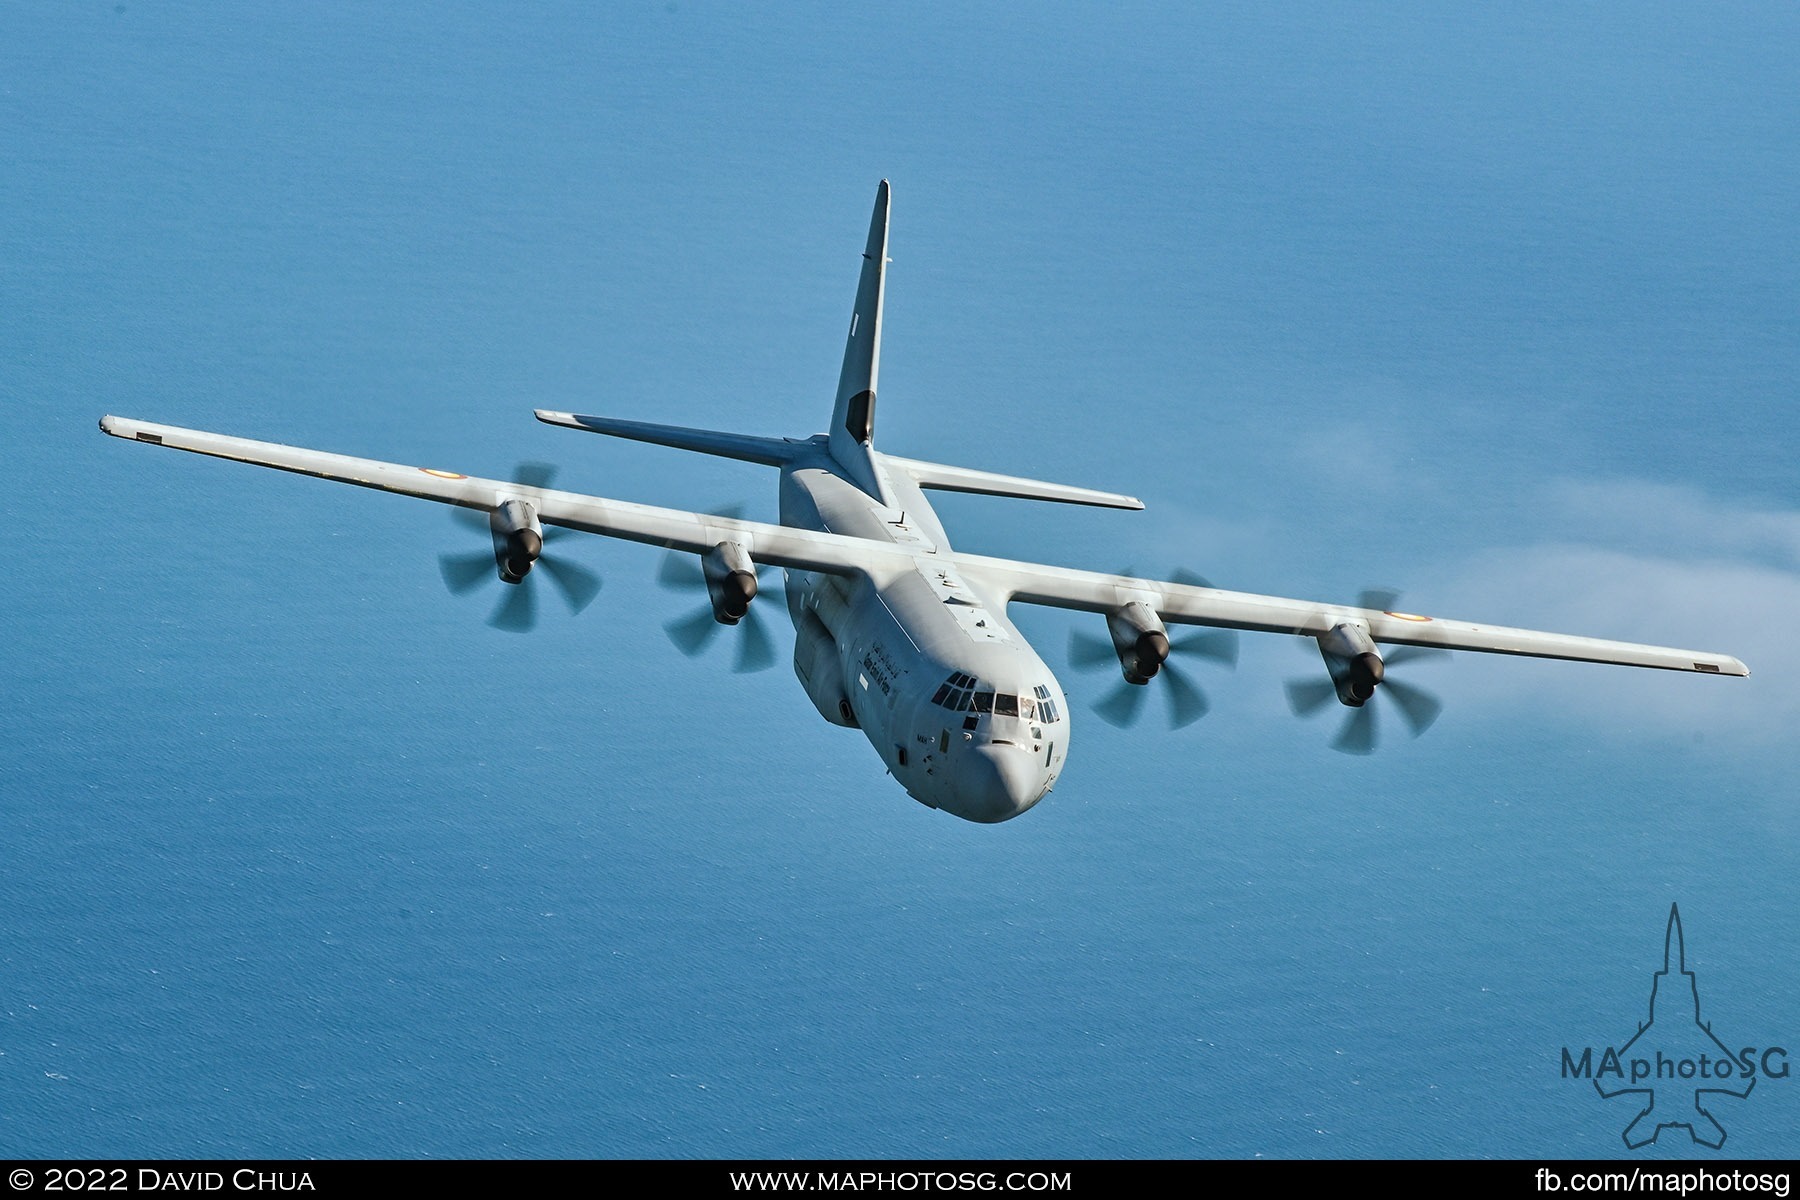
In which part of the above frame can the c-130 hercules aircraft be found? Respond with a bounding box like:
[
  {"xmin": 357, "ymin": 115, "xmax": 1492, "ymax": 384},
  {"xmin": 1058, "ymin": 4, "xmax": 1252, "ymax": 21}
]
[{"xmin": 102, "ymin": 181, "xmax": 1748, "ymax": 823}]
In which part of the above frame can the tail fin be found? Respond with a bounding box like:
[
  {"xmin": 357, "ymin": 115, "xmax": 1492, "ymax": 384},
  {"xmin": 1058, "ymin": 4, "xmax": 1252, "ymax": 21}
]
[{"xmin": 829, "ymin": 181, "xmax": 892, "ymax": 502}]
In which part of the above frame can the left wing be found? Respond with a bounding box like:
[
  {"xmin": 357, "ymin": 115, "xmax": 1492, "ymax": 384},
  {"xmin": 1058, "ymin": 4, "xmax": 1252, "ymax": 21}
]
[
  {"xmin": 957, "ymin": 554, "xmax": 1749, "ymax": 676},
  {"xmin": 98, "ymin": 416, "xmax": 918, "ymax": 583}
]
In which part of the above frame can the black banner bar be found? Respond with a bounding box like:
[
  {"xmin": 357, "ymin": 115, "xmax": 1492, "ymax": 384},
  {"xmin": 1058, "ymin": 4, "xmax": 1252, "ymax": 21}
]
[{"xmin": 1, "ymin": 1161, "xmax": 1796, "ymax": 1195}]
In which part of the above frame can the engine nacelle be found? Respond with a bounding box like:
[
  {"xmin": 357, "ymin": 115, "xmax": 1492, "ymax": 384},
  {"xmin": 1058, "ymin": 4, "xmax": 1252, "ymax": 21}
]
[
  {"xmin": 489, "ymin": 499, "xmax": 543, "ymax": 583},
  {"xmin": 1316, "ymin": 621, "xmax": 1384, "ymax": 706},
  {"xmin": 793, "ymin": 609, "xmax": 857, "ymax": 727},
  {"xmin": 702, "ymin": 541, "xmax": 758, "ymax": 624},
  {"xmin": 1106, "ymin": 601, "xmax": 1170, "ymax": 684}
]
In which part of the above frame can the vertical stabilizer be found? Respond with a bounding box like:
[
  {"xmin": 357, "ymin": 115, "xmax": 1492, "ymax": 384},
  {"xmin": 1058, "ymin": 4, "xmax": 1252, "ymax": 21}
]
[{"xmin": 829, "ymin": 181, "xmax": 894, "ymax": 504}]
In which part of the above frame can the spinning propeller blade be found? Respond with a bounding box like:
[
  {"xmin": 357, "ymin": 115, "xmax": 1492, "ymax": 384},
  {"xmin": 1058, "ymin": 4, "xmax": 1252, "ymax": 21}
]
[
  {"xmin": 1066, "ymin": 567, "xmax": 1237, "ymax": 729},
  {"xmin": 656, "ymin": 506, "xmax": 781, "ymax": 673},
  {"xmin": 435, "ymin": 462, "xmax": 601, "ymax": 632},
  {"xmin": 1285, "ymin": 590, "xmax": 1449, "ymax": 752}
]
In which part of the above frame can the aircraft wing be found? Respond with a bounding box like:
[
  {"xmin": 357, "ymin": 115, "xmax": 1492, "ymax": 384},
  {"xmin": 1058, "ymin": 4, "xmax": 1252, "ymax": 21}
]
[
  {"xmin": 97, "ymin": 416, "xmax": 917, "ymax": 582},
  {"xmin": 956, "ymin": 554, "xmax": 1749, "ymax": 676}
]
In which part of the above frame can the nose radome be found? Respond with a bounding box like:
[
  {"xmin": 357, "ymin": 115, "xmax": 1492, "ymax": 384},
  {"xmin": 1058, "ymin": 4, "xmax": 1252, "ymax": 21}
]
[{"xmin": 956, "ymin": 744, "xmax": 1047, "ymax": 823}]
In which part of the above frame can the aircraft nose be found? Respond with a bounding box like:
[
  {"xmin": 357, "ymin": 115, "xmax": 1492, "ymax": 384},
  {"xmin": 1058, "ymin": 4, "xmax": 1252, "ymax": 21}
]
[{"xmin": 954, "ymin": 744, "xmax": 1046, "ymax": 823}]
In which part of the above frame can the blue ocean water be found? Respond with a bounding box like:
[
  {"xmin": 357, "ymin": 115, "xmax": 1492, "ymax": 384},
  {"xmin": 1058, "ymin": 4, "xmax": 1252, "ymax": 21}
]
[{"xmin": 3, "ymin": 3, "xmax": 1796, "ymax": 1159}]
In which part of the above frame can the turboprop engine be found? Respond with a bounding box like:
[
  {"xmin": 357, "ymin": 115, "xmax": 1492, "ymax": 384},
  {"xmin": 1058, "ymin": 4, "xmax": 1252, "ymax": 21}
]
[
  {"xmin": 1105, "ymin": 601, "xmax": 1170, "ymax": 684},
  {"xmin": 701, "ymin": 541, "xmax": 758, "ymax": 623},
  {"xmin": 1285, "ymin": 615, "xmax": 1447, "ymax": 753},
  {"xmin": 1315, "ymin": 621, "xmax": 1384, "ymax": 706},
  {"xmin": 489, "ymin": 498, "xmax": 543, "ymax": 583}
]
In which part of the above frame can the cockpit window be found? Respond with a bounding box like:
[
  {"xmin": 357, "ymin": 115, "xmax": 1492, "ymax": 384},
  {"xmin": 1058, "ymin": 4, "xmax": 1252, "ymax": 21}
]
[
  {"xmin": 935, "ymin": 673, "xmax": 985, "ymax": 712},
  {"xmin": 937, "ymin": 676, "xmax": 1060, "ymax": 721}
]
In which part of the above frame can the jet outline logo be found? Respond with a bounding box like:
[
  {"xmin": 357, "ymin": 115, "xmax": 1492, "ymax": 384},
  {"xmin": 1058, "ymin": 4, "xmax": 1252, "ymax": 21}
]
[
  {"xmin": 1597, "ymin": 905, "xmax": 1753, "ymax": 1148},
  {"xmin": 1559, "ymin": 904, "xmax": 1791, "ymax": 1150}
]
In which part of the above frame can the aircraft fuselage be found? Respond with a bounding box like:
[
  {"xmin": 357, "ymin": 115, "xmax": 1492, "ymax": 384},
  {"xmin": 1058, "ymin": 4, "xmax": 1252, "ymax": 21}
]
[{"xmin": 778, "ymin": 442, "xmax": 1069, "ymax": 822}]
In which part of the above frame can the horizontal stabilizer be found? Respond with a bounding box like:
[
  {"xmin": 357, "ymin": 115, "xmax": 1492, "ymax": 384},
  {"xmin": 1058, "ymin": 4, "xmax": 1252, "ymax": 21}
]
[
  {"xmin": 535, "ymin": 411, "xmax": 804, "ymax": 466},
  {"xmin": 885, "ymin": 453, "xmax": 1143, "ymax": 510}
]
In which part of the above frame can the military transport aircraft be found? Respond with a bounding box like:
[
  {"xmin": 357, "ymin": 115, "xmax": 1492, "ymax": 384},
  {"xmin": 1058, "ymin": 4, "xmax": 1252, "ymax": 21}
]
[{"xmin": 100, "ymin": 181, "xmax": 1748, "ymax": 823}]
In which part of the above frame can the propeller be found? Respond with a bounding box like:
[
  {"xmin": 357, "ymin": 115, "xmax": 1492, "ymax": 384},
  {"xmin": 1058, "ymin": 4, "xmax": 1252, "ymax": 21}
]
[
  {"xmin": 436, "ymin": 462, "xmax": 602, "ymax": 633},
  {"xmin": 1284, "ymin": 589, "xmax": 1448, "ymax": 754},
  {"xmin": 656, "ymin": 505, "xmax": 781, "ymax": 673},
  {"xmin": 1066, "ymin": 567, "xmax": 1239, "ymax": 729}
]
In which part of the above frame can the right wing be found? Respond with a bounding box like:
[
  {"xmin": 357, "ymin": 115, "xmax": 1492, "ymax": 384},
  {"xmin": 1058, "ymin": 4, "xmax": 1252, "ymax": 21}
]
[
  {"xmin": 98, "ymin": 416, "xmax": 917, "ymax": 583},
  {"xmin": 957, "ymin": 554, "xmax": 1750, "ymax": 676}
]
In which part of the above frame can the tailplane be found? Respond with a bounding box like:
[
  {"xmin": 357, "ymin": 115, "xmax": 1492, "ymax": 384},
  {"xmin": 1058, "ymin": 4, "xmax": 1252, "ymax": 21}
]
[
  {"xmin": 538, "ymin": 181, "xmax": 1136, "ymax": 512},
  {"xmin": 541, "ymin": 181, "xmax": 895, "ymax": 501},
  {"xmin": 534, "ymin": 410, "xmax": 801, "ymax": 466}
]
